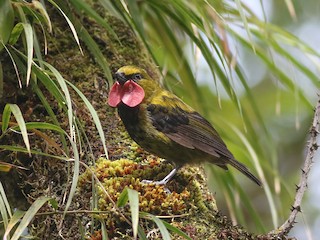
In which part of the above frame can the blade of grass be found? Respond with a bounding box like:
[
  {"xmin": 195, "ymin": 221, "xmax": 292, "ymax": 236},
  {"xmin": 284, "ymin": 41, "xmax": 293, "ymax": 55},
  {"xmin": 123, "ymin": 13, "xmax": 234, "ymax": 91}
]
[
  {"xmin": 0, "ymin": 182, "xmax": 12, "ymax": 218},
  {"xmin": 162, "ymin": 221, "xmax": 192, "ymax": 240},
  {"xmin": 0, "ymin": 145, "xmax": 68, "ymax": 161},
  {"xmin": 5, "ymin": 104, "xmax": 31, "ymax": 155},
  {"xmin": 10, "ymin": 122, "xmax": 64, "ymax": 133},
  {"xmin": 31, "ymin": 79, "xmax": 69, "ymax": 154},
  {"xmin": 11, "ymin": 196, "xmax": 51, "ymax": 240},
  {"xmin": 48, "ymin": 0, "xmax": 83, "ymax": 55},
  {"xmin": 70, "ymin": 0, "xmax": 119, "ymax": 42},
  {"xmin": 137, "ymin": 225, "xmax": 147, "ymax": 240},
  {"xmin": 1, "ymin": 104, "xmax": 11, "ymax": 134},
  {"xmin": 0, "ymin": 0, "xmax": 14, "ymax": 51},
  {"xmin": 3, "ymin": 210, "xmax": 25, "ymax": 240},
  {"xmin": 0, "ymin": 188, "xmax": 9, "ymax": 230},
  {"xmin": 21, "ymin": 23, "xmax": 33, "ymax": 86},
  {"xmin": 67, "ymin": 80, "xmax": 109, "ymax": 158},
  {"xmin": 32, "ymin": 1, "xmax": 52, "ymax": 33},
  {"xmin": 0, "ymin": 62, "xmax": 2, "ymax": 98},
  {"xmin": 147, "ymin": 214, "xmax": 171, "ymax": 240},
  {"xmin": 100, "ymin": 219, "xmax": 109, "ymax": 240},
  {"xmin": 127, "ymin": 188, "xmax": 139, "ymax": 239},
  {"xmin": 43, "ymin": 63, "xmax": 75, "ymax": 141},
  {"xmin": 61, "ymin": 138, "xmax": 80, "ymax": 224}
]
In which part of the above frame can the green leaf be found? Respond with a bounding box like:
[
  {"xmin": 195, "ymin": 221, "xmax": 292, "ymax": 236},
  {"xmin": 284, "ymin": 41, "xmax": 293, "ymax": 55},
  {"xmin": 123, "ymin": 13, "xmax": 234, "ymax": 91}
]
[
  {"xmin": 137, "ymin": 225, "xmax": 147, "ymax": 240},
  {"xmin": 0, "ymin": 61, "xmax": 3, "ymax": 98},
  {"xmin": 21, "ymin": 23, "xmax": 33, "ymax": 86},
  {"xmin": 49, "ymin": 198, "xmax": 59, "ymax": 210},
  {"xmin": 162, "ymin": 221, "xmax": 192, "ymax": 240},
  {"xmin": 48, "ymin": 0, "xmax": 83, "ymax": 54},
  {"xmin": 1, "ymin": 104, "xmax": 11, "ymax": 134},
  {"xmin": 32, "ymin": 1, "xmax": 52, "ymax": 32},
  {"xmin": 0, "ymin": 182, "xmax": 12, "ymax": 218},
  {"xmin": 100, "ymin": 219, "xmax": 110, "ymax": 240},
  {"xmin": 70, "ymin": 0, "xmax": 118, "ymax": 41},
  {"xmin": 127, "ymin": 0, "xmax": 145, "ymax": 37},
  {"xmin": 63, "ymin": 139, "xmax": 80, "ymax": 220},
  {"xmin": 117, "ymin": 188, "xmax": 139, "ymax": 239},
  {"xmin": 67, "ymin": 80, "xmax": 109, "ymax": 157},
  {"xmin": 9, "ymin": 122, "xmax": 65, "ymax": 134},
  {"xmin": 127, "ymin": 188, "xmax": 139, "ymax": 239},
  {"xmin": 9, "ymin": 23, "xmax": 24, "ymax": 45},
  {"xmin": 117, "ymin": 188, "xmax": 129, "ymax": 207},
  {"xmin": 11, "ymin": 196, "xmax": 51, "ymax": 240},
  {"xmin": 43, "ymin": 62, "xmax": 74, "ymax": 141},
  {"xmin": 3, "ymin": 210, "xmax": 25, "ymax": 240},
  {"xmin": 5, "ymin": 104, "xmax": 31, "ymax": 155},
  {"xmin": 0, "ymin": 0, "xmax": 14, "ymax": 51},
  {"xmin": 0, "ymin": 145, "xmax": 68, "ymax": 161},
  {"xmin": 148, "ymin": 214, "xmax": 171, "ymax": 240},
  {"xmin": 0, "ymin": 188, "xmax": 9, "ymax": 229},
  {"xmin": 76, "ymin": 24, "xmax": 112, "ymax": 84}
]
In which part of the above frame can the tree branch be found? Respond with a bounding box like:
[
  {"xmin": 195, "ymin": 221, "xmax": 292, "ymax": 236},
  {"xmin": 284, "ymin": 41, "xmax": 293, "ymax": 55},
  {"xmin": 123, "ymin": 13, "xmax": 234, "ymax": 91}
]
[{"xmin": 270, "ymin": 96, "xmax": 320, "ymax": 237}]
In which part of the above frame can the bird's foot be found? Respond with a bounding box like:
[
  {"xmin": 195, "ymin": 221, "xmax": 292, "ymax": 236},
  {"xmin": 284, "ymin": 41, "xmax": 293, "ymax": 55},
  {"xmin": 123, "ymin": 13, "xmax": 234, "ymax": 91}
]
[
  {"xmin": 140, "ymin": 179, "xmax": 172, "ymax": 194},
  {"xmin": 141, "ymin": 179, "xmax": 167, "ymax": 185},
  {"xmin": 140, "ymin": 168, "xmax": 179, "ymax": 194}
]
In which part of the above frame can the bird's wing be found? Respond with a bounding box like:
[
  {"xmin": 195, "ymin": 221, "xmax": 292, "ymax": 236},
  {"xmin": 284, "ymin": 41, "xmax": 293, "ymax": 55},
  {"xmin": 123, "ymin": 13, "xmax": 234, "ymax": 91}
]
[{"xmin": 146, "ymin": 96, "xmax": 234, "ymax": 160}]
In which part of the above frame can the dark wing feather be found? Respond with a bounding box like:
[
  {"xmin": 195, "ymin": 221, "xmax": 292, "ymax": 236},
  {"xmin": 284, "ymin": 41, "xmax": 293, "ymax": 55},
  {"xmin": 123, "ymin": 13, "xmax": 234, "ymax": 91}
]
[
  {"xmin": 147, "ymin": 99, "xmax": 262, "ymax": 186},
  {"xmin": 146, "ymin": 102, "xmax": 234, "ymax": 160}
]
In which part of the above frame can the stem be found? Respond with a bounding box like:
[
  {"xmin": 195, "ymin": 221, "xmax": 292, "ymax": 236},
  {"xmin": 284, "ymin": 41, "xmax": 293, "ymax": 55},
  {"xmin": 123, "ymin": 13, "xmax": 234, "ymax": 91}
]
[{"xmin": 270, "ymin": 96, "xmax": 320, "ymax": 236}]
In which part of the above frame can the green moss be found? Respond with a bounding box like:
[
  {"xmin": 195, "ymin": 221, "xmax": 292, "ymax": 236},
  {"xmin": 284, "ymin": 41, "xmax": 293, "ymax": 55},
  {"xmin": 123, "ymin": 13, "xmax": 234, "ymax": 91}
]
[{"xmin": 79, "ymin": 157, "xmax": 219, "ymax": 238}]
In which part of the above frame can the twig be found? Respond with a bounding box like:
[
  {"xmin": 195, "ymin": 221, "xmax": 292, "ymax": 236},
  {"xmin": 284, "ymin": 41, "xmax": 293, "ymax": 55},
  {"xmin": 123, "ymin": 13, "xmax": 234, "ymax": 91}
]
[{"xmin": 269, "ymin": 97, "xmax": 320, "ymax": 237}]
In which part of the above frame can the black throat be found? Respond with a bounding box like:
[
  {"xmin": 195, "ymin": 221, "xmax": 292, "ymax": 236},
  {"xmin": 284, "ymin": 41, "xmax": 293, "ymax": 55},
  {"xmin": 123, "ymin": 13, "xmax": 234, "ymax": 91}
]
[{"xmin": 118, "ymin": 103, "xmax": 140, "ymax": 129}]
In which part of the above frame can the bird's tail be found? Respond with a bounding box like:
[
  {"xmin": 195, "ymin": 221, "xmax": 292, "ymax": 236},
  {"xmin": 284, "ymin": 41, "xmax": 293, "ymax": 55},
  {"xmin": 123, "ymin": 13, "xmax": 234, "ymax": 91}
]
[{"xmin": 228, "ymin": 158, "xmax": 262, "ymax": 186}]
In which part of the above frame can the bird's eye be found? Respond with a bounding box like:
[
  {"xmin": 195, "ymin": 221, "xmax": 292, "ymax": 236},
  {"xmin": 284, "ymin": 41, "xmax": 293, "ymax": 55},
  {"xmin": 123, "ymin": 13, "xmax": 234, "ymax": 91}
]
[{"xmin": 133, "ymin": 73, "xmax": 142, "ymax": 81}]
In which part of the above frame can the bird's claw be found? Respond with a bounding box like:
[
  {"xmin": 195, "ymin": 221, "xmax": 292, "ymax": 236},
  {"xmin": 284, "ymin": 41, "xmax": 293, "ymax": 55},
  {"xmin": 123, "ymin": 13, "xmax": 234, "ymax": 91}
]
[{"xmin": 141, "ymin": 179, "xmax": 172, "ymax": 194}]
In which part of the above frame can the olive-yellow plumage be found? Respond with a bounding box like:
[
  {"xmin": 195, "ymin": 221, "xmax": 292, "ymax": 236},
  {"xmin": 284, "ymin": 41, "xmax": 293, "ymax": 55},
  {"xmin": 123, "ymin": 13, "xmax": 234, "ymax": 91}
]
[{"xmin": 108, "ymin": 65, "xmax": 261, "ymax": 186}]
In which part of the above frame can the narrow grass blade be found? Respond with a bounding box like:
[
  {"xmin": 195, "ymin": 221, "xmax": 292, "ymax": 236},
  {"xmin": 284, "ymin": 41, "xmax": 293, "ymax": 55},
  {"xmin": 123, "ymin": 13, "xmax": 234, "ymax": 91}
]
[
  {"xmin": 21, "ymin": 23, "xmax": 33, "ymax": 86},
  {"xmin": 0, "ymin": 62, "xmax": 2, "ymax": 98},
  {"xmin": 10, "ymin": 196, "xmax": 51, "ymax": 240},
  {"xmin": 162, "ymin": 221, "xmax": 191, "ymax": 240},
  {"xmin": 127, "ymin": 188, "xmax": 139, "ymax": 239},
  {"xmin": 43, "ymin": 63, "xmax": 75, "ymax": 141},
  {"xmin": 117, "ymin": 187, "xmax": 129, "ymax": 207},
  {"xmin": 147, "ymin": 214, "xmax": 171, "ymax": 240},
  {"xmin": 137, "ymin": 225, "xmax": 147, "ymax": 240},
  {"xmin": 67, "ymin": 80, "xmax": 108, "ymax": 158},
  {"xmin": 100, "ymin": 219, "xmax": 109, "ymax": 240},
  {"xmin": 1, "ymin": 104, "xmax": 11, "ymax": 134},
  {"xmin": 0, "ymin": 182, "xmax": 12, "ymax": 218},
  {"xmin": 48, "ymin": 0, "xmax": 83, "ymax": 54},
  {"xmin": 0, "ymin": 0, "xmax": 14, "ymax": 51},
  {"xmin": 62, "ymin": 139, "xmax": 80, "ymax": 221},
  {"xmin": 32, "ymin": 1, "xmax": 52, "ymax": 32},
  {"xmin": 5, "ymin": 104, "xmax": 31, "ymax": 155},
  {"xmin": 0, "ymin": 189, "xmax": 9, "ymax": 229},
  {"xmin": 3, "ymin": 210, "xmax": 25, "ymax": 240},
  {"xmin": 0, "ymin": 145, "xmax": 68, "ymax": 161}
]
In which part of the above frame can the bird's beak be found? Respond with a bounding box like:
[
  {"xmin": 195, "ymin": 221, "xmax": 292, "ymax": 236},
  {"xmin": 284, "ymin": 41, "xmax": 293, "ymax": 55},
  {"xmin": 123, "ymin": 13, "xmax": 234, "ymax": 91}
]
[{"xmin": 114, "ymin": 72, "xmax": 127, "ymax": 85}]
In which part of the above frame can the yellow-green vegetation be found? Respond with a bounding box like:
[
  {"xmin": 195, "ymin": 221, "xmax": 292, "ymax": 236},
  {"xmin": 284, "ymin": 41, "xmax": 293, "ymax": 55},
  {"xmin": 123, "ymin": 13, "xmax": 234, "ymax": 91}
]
[{"xmin": 78, "ymin": 157, "xmax": 217, "ymax": 237}]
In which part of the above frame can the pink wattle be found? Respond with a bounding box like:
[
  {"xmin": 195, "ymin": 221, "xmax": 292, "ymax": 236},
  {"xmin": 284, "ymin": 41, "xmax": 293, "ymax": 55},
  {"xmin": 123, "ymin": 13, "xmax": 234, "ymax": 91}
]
[
  {"xmin": 108, "ymin": 80, "xmax": 145, "ymax": 107},
  {"xmin": 108, "ymin": 82, "xmax": 122, "ymax": 107}
]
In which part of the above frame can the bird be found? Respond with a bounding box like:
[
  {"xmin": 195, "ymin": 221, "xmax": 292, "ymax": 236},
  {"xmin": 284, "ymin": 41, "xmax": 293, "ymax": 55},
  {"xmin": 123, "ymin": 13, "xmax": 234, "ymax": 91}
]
[{"xmin": 108, "ymin": 65, "xmax": 262, "ymax": 186}]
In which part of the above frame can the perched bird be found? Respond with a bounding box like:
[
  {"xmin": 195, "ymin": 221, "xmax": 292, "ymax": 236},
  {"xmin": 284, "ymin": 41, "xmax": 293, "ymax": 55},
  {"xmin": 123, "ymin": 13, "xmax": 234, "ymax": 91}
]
[{"xmin": 108, "ymin": 65, "xmax": 261, "ymax": 186}]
